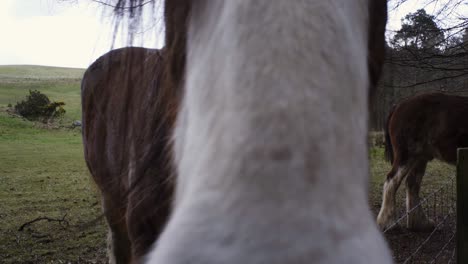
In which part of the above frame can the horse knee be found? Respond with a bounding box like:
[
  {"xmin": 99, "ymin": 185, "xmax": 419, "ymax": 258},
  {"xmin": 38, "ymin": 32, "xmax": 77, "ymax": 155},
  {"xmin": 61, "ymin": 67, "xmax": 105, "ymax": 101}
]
[
  {"xmin": 405, "ymin": 162, "xmax": 426, "ymax": 195},
  {"xmin": 383, "ymin": 166, "xmax": 405, "ymax": 195}
]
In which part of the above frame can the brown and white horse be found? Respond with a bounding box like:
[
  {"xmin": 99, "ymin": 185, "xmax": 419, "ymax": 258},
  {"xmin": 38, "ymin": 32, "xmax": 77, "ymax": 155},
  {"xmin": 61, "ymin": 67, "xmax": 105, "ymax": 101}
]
[
  {"xmin": 82, "ymin": 0, "xmax": 391, "ymax": 263},
  {"xmin": 377, "ymin": 92, "xmax": 468, "ymax": 231}
]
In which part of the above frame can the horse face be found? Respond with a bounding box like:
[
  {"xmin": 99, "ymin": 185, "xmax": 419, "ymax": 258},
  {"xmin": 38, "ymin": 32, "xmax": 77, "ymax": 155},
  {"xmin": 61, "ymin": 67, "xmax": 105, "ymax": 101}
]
[{"xmin": 146, "ymin": 1, "xmax": 391, "ymax": 264}]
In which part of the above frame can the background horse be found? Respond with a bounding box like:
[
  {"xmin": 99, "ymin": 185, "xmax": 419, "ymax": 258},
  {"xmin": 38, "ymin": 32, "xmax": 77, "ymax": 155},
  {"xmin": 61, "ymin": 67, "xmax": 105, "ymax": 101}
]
[
  {"xmin": 87, "ymin": 0, "xmax": 391, "ymax": 263},
  {"xmin": 377, "ymin": 92, "xmax": 468, "ymax": 231},
  {"xmin": 81, "ymin": 47, "xmax": 176, "ymax": 263}
]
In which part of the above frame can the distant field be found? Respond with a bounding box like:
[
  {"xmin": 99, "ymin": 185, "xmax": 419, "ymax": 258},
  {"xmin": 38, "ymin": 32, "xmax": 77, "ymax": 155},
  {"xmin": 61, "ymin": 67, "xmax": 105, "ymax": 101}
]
[
  {"xmin": 0, "ymin": 65, "xmax": 456, "ymax": 263},
  {"xmin": 0, "ymin": 65, "xmax": 85, "ymax": 122},
  {"xmin": 0, "ymin": 65, "xmax": 84, "ymax": 80}
]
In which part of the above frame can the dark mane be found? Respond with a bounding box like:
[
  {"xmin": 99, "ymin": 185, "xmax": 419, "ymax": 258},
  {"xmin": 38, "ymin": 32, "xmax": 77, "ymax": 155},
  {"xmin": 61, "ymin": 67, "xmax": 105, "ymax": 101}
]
[
  {"xmin": 81, "ymin": 47, "xmax": 175, "ymax": 261},
  {"xmin": 81, "ymin": 1, "xmax": 191, "ymax": 261}
]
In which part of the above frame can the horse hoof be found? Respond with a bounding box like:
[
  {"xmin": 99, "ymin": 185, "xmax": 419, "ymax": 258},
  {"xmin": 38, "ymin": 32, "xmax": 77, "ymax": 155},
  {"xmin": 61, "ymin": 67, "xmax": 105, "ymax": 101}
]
[
  {"xmin": 376, "ymin": 216, "xmax": 397, "ymax": 232},
  {"xmin": 407, "ymin": 218, "xmax": 435, "ymax": 232}
]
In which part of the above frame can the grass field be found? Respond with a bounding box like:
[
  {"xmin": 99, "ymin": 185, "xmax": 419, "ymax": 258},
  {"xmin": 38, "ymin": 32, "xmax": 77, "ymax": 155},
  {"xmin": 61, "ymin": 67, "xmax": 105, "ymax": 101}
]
[
  {"xmin": 0, "ymin": 65, "xmax": 107, "ymax": 263},
  {"xmin": 0, "ymin": 65, "xmax": 456, "ymax": 263}
]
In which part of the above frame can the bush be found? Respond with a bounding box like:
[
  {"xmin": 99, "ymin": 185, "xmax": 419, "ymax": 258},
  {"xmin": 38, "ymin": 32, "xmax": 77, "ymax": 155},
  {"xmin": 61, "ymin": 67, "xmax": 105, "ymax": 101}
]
[{"xmin": 15, "ymin": 90, "xmax": 66, "ymax": 122}]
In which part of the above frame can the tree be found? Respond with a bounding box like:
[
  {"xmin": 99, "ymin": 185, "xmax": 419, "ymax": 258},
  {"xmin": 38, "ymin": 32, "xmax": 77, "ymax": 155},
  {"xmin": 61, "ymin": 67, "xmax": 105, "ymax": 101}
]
[
  {"xmin": 392, "ymin": 9, "xmax": 445, "ymax": 51},
  {"xmin": 369, "ymin": 3, "xmax": 468, "ymax": 131}
]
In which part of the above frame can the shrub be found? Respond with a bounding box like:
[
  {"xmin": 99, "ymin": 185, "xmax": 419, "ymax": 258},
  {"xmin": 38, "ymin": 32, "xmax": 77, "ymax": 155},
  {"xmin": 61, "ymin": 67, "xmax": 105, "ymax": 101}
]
[{"xmin": 14, "ymin": 90, "xmax": 66, "ymax": 122}]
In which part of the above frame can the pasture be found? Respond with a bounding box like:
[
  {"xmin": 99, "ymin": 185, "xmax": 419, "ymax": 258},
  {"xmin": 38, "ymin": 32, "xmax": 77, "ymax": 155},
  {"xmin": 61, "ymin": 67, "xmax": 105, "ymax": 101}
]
[
  {"xmin": 0, "ymin": 65, "xmax": 456, "ymax": 263},
  {"xmin": 0, "ymin": 65, "xmax": 107, "ymax": 263}
]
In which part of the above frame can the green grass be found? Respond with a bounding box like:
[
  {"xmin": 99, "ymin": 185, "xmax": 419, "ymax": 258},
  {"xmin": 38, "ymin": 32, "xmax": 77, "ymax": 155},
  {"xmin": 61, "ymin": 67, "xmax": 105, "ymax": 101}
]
[{"xmin": 0, "ymin": 65, "xmax": 106, "ymax": 263}]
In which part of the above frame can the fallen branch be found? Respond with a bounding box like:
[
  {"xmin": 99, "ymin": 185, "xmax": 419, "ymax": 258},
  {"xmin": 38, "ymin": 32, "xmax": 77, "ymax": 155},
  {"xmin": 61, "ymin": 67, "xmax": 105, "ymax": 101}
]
[
  {"xmin": 31, "ymin": 233, "xmax": 50, "ymax": 239},
  {"xmin": 18, "ymin": 214, "xmax": 69, "ymax": 231}
]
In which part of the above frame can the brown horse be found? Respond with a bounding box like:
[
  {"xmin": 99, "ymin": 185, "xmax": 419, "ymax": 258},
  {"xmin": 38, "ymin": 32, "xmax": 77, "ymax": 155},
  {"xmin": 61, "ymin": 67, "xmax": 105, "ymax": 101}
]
[
  {"xmin": 377, "ymin": 92, "xmax": 468, "ymax": 231},
  {"xmin": 84, "ymin": 0, "xmax": 391, "ymax": 263},
  {"xmin": 81, "ymin": 47, "xmax": 177, "ymax": 263}
]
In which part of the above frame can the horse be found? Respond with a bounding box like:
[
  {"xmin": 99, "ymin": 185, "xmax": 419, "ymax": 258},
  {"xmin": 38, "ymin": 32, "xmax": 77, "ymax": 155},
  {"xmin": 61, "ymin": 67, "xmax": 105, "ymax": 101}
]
[
  {"xmin": 84, "ymin": 0, "xmax": 392, "ymax": 263},
  {"xmin": 81, "ymin": 47, "xmax": 177, "ymax": 263},
  {"xmin": 377, "ymin": 92, "xmax": 468, "ymax": 231}
]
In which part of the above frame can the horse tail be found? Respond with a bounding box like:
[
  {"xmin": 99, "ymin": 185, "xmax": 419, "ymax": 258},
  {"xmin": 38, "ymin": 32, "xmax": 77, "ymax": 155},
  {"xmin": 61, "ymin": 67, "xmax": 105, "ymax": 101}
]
[{"xmin": 384, "ymin": 105, "xmax": 396, "ymax": 164}]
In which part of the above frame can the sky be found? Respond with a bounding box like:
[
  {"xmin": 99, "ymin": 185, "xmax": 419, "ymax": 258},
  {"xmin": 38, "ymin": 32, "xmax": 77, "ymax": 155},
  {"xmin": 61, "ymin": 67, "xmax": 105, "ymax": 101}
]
[
  {"xmin": 0, "ymin": 0, "xmax": 164, "ymax": 68},
  {"xmin": 0, "ymin": 0, "xmax": 463, "ymax": 69}
]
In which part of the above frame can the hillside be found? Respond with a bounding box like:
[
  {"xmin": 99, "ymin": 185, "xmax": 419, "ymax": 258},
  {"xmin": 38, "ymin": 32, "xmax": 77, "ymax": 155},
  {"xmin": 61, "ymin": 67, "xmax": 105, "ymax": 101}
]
[{"xmin": 0, "ymin": 65, "xmax": 85, "ymax": 80}]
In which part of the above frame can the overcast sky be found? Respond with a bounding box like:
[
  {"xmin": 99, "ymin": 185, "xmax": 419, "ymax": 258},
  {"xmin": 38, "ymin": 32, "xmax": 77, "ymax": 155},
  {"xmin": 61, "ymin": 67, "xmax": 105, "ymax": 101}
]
[
  {"xmin": 0, "ymin": 0, "xmax": 163, "ymax": 68},
  {"xmin": 0, "ymin": 0, "xmax": 461, "ymax": 69}
]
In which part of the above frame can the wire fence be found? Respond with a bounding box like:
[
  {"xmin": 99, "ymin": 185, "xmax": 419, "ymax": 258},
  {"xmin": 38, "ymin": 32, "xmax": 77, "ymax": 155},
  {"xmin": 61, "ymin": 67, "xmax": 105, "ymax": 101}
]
[{"xmin": 383, "ymin": 176, "xmax": 456, "ymax": 264}]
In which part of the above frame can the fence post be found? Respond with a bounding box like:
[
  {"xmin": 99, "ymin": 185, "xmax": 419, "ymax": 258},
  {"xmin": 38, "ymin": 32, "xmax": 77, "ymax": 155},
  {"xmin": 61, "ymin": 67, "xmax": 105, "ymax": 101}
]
[{"xmin": 457, "ymin": 148, "xmax": 468, "ymax": 263}]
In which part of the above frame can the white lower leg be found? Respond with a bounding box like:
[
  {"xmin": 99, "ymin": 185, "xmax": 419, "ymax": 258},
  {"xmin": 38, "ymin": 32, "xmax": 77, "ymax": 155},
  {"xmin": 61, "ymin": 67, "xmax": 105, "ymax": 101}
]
[
  {"xmin": 107, "ymin": 229, "xmax": 117, "ymax": 264},
  {"xmin": 377, "ymin": 167, "xmax": 405, "ymax": 230}
]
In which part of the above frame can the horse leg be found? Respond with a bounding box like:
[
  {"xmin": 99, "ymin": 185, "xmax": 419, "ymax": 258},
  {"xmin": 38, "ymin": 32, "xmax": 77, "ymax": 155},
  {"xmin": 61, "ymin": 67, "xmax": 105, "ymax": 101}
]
[
  {"xmin": 102, "ymin": 195, "xmax": 132, "ymax": 264},
  {"xmin": 405, "ymin": 160, "xmax": 434, "ymax": 231},
  {"xmin": 377, "ymin": 163, "xmax": 407, "ymax": 230}
]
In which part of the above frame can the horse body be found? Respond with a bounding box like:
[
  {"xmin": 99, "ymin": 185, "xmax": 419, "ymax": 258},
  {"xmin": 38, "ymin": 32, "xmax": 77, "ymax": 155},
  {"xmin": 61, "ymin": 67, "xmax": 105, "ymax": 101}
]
[
  {"xmin": 81, "ymin": 47, "xmax": 174, "ymax": 263},
  {"xmin": 145, "ymin": 1, "xmax": 391, "ymax": 263},
  {"xmin": 377, "ymin": 92, "xmax": 468, "ymax": 231},
  {"xmin": 83, "ymin": 0, "xmax": 391, "ymax": 263}
]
